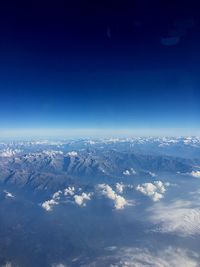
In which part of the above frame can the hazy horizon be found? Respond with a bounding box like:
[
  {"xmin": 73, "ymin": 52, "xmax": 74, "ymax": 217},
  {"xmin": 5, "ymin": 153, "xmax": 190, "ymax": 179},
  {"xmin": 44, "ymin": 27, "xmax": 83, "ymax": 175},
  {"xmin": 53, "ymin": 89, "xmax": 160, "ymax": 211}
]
[{"xmin": 0, "ymin": 127, "xmax": 200, "ymax": 140}]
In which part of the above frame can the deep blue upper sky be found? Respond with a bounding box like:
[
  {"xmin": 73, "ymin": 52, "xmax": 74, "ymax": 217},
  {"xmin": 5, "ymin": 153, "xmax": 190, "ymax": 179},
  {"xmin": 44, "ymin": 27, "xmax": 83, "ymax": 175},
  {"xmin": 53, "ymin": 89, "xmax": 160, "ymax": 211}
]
[{"xmin": 0, "ymin": 0, "xmax": 200, "ymax": 137}]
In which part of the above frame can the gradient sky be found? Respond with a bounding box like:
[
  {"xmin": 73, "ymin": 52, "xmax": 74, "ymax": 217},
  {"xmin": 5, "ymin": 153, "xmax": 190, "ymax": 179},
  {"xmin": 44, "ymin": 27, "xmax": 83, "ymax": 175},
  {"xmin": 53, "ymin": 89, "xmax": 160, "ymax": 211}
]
[{"xmin": 0, "ymin": 1, "xmax": 200, "ymax": 137}]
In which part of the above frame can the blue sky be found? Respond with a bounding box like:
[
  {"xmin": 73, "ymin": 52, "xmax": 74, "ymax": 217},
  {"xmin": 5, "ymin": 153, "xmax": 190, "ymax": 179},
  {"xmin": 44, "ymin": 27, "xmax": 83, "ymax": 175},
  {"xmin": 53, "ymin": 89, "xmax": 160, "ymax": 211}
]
[
  {"xmin": 0, "ymin": 69, "xmax": 199, "ymax": 134},
  {"xmin": 0, "ymin": 1, "xmax": 199, "ymax": 138}
]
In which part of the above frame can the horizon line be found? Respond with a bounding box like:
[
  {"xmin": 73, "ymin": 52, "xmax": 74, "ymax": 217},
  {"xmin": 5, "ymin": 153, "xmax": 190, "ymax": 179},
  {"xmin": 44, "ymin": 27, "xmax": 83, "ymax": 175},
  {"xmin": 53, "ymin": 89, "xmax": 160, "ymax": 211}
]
[{"xmin": 0, "ymin": 127, "xmax": 199, "ymax": 140}]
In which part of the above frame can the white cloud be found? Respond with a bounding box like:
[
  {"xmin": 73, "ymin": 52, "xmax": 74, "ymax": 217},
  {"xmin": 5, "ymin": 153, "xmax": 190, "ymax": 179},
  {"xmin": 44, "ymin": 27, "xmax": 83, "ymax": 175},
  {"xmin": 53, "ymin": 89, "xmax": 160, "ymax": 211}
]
[
  {"xmin": 64, "ymin": 186, "xmax": 75, "ymax": 196},
  {"xmin": 98, "ymin": 184, "xmax": 116, "ymax": 199},
  {"xmin": 136, "ymin": 181, "xmax": 168, "ymax": 201},
  {"xmin": 154, "ymin": 181, "xmax": 166, "ymax": 193},
  {"xmin": 74, "ymin": 192, "xmax": 92, "ymax": 207},
  {"xmin": 148, "ymin": 200, "xmax": 200, "ymax": 236},
  {"xmin": 149, "ymin": 171, "xmax": 156, "ymax": 177},
  {"xmin": 4, "ymin": 190, "xmax": 15, "ymax": 199},
  {"xmin": 114, "ymin": 195, "xmax": 128, "ymax": 210},
  {"xmin": 41, "ymin": 199, "xmax": 59, "ymax": 211},
  {"xmin": 42, "ymin": 189, "xmax": 65, "ymax": 211},
  {"xmin": 123, "ymin": 168, "xmax": 136, "ymax": 176},
  {"xmin": 190, "ymin": 171, "xmax": 200, "ymax": 178},
  {"xmin": 97, "ymin": 184, "xmax": 129, "ymax": 210},
  {"xmin": 67, "ymin": 151, "xmax": 78, "ymax": 157},
  {"xmin": 52, "ymin": 190, "xmax": 62, "ymax": 200},
  {"xmin": 130, "ymin": 168, "xmax": 136, "ymax": 174},
  {"xmin": 123, "ymin": 170, "xmax": 131, "ymax": 175},
  {"xmin": 42, "ymin": 190, "xmax": 62, "ymax": 211},
  {"xmin": 42, "ymin": 187, "xmax": 92, "ymax": 210},
  {"xmin": 115, "ymin": 183, "xmax": 124, "ymax": 194}
]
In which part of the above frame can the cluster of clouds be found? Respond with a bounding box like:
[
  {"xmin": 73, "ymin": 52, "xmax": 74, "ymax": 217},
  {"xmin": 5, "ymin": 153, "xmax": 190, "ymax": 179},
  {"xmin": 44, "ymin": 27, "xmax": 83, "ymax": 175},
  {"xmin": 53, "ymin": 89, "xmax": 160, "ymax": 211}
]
[
  {"xmin": 42, "ymin": 199, "xmax": 59, "ymax": 212},
  {"xmin": 63, "ymin": 186, "xmax": 92, "ymax": 207},
  {"xmin": 64, "ymin": 186, "xmax": 75, "ymax": 196},
  {"xmin": 42, "ymin": 186, "xmax": 92, "ymax": 211},
  {"xmin": 97, "ymin": 183, "xmax": 130, "ymax": 210},
  {"xmin": 148, "ymin": 199, "xmax": 200, "ymax": 237},
  {"xmin": 84, "ymin": 246, "xmax": 199, "ymax": 267},
  {"xmin": 41, "ymin": 191, "xmax": 61, "ymax": 211},
  {"xmin": 123, "ymin": 168, "xmax": 136, "ymax": 176},
  {"xmin": 42, "ymin": 181, "xmax": 133, "ymax": 212},
  {"xmin": 42, "ymin": 178, "xmax": 171, "ymax": 212},
  {"xmin": 136, "ymin": 181, "xmax": 169, "ymax": 201},
  {"xmin": 74, "ymin": 192, "xmax": 93, "ymax": 206}
]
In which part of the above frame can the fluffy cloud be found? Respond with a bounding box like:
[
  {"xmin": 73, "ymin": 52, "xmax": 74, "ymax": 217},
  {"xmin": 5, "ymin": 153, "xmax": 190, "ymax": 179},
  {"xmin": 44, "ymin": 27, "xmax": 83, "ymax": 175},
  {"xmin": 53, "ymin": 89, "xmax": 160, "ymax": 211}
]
[
  {"xmin": 64, "ymin": 186, "xmax": 75, "ymax": 196},
  {"xmin": 52, "ymin": 190, "xmax": 62, "ymax": 200},
  {"xmin": 74, "ymin": 192, "xmax": 92, "ymax": 206},
  {"xmin": 97, "ymin": 184, "xmax": 128, "ymax": 210},
  {"xmin": 123, "ymin": 168, "xmax": 136, "ymax": 176},
  {"xmin": 123, "ymin": 170, "xmax": 131, "ymax": 175},
  {"xmin": 114, "ymin": 195, "xmax": 128, "ymax": 210},
  {"xmin": 67, "ymin": 151, "xmax": 78, "ymax": 157},
  {"xmin": 41, "ymin": 187, "xmax": 92, "ymax": 210},
  {"xmin": 42, "ymin": 199, "xmax": 59, "ymax": 211},
  {"xmin": 136, "ymin": 181, "xmax": 168, "ymax": 201},
  {"xmin": 190, "ymin": 171, "xmax": 200, "ymax": 178},
  {"xmin": 148, "ymin": 199, "xmax": 200, "ymax": 237},
  {"xmin": 115, "ymin": 183, "xmax": 124, "ymax": 194},
  {"xmin": 41, "ymin": 183, "xmax": 133, "ymax": 211},
  {"xmin": 42, "ymin": 190, "xmax": 62, "ymax": 211}
]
